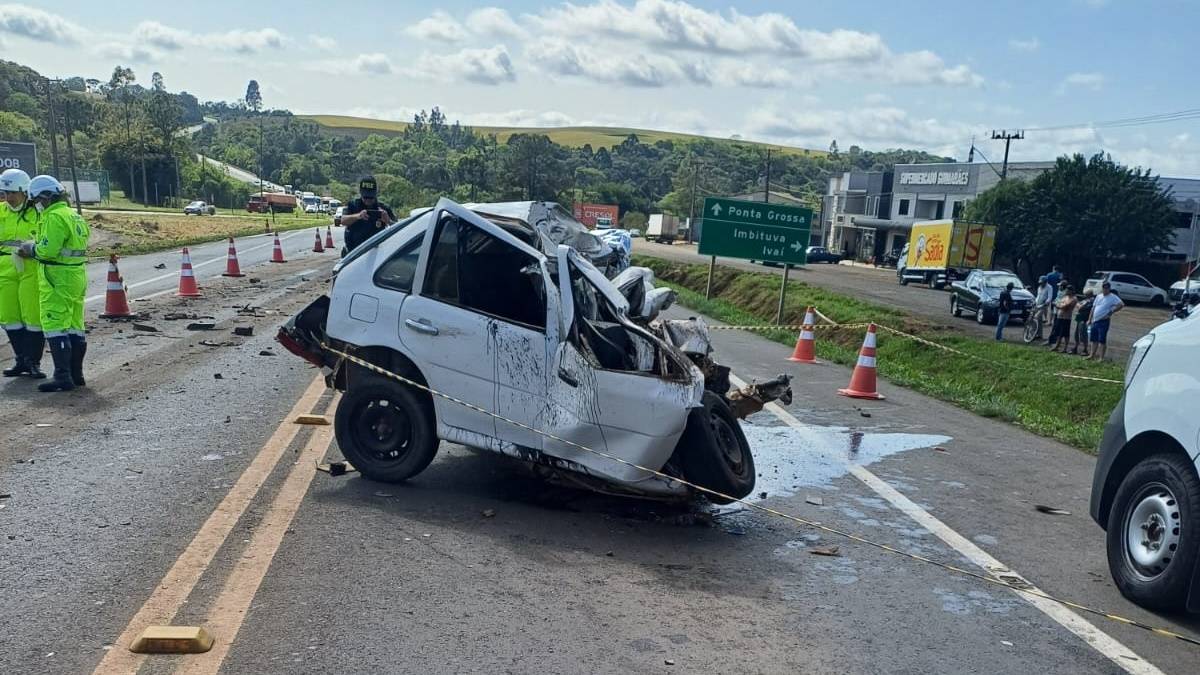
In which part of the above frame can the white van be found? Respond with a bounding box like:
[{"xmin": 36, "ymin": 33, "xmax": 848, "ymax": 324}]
[{"xmin": 1091, "ymin": 307, "xmax": 1200, "ymax": 612}]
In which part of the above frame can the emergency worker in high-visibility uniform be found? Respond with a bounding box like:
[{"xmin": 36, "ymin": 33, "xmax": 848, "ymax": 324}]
[
  {"xmin": 0, "ymin": 169, "xmax": 44, "ymax": 379},
  {"xmin": 18, "ymin": 176, "xmax": 90, "ymax": 392}
]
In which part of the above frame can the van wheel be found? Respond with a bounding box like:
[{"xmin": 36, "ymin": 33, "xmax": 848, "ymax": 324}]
[
  {"xmin": 676, "ymin": 392, "xmax": 755, "ymax": 504},
  {"xmin": 334, "ymin": 375, "xmax": 438, "ymax": 483},
  {"xmin": 1106, "ymin": 452, "xmax": 1200, "ymax": 611}
]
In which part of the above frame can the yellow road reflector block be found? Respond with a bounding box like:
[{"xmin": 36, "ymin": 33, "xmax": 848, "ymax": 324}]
[
  {"xmin": 294, "ymin": 414, "xmax": 331, "ymax": 426},
  {"xmin": 129, "ymin": 626, "xmax": 214, "ymax": 654}
]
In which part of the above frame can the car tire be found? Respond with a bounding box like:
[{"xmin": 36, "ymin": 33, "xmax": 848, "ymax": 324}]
[
  {"xmin": 1151, "ymin": 294, "xmax": 1166, "ymax": 307},
  {"xmin": 676, "ymin": 392, "xmax": 755, "ymax": 504},
  {"xmin": 976, "ymin": 306, "xmax": 988, "ymax": 324},
  {"xmin": 1105, "ymin": 452, "xmax": 1200, "ymax": 611},
  {"xmin": 951, "ymin": 296, "xmax": 961, "ymax": 317},
  {"xmin": 334, "ymin": 374, "xmax": 439, "ymax": 483}
]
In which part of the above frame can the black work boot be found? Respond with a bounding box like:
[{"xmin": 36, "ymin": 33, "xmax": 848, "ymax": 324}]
[
  {"xmin": 25, "ymin": 332, "xmax": 45, "ymax": 379},
  {"xmin": 68, "ymin": 334, "xmax": 86, "ymax": 387},
  {"xmin": 38, "ymin": 336, "xmax": 75, "ymax": 392},
  {"xmin": 3, "ymin": 328, "xmax": 29, "ymax": 377}
]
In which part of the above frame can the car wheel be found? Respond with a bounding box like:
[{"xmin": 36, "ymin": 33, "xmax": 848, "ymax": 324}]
[
  {"xmin": 334, "ymin": 374, "xmax": 438, "ymax": 483},
  {"xmin": 976, "ymin": 306, "xmax": 988, "ymax": 324},
  {"xmin": 1106, "ymin": 452, "xmax": 1200, "ymax": 611},
  {"xmin": 1151, "ymin": 294, "xmax": 1166, "ymax": 307},
  {"xmin": 951, "ymin": 296, "xmax": 961, "ymax": 317},
  {"xmin": 675, "ymin": 392, "xmax": 755, "ymax": 504}
]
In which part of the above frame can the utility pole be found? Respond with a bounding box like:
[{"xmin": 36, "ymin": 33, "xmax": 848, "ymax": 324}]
[
  {"xmin": 43, "ymin": 78, "xmax": 62, "ymax": 176},
  {"xmin": 258, "ymin": 115, "xmax": 265, "ymax": 197},
  {"xmin": 61, "ymin": 93, "xmax": 83, "ymax": 215},
  {"xmin": 686, "ymin": 162, "xmax": 699, "ymax": 244},
  {"xmin": 990, "ymin": 130, "xmax": 1024, "ymax": 179}
]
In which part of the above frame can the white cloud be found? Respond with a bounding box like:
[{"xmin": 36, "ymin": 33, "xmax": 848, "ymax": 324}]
[
  {"xmin": 211, "ymin": 28, "xmax": 285, "ymax": 54},
  {"xmin": 129, "ymin": 20, "xmax": 284, "ymax": 55},
  {"xmin": 531, "ymin": 39, "xmax": 790, "ymax": 88},
  {"xmin": 415, "ymin": 46, "xmax": 516, "ymax": 85},
  {"xmin": 405, "ymin": 10, "xmax": 466, "ymax": 42},
  {"xmin": 354, "ymin": 53, "xmax": 393, "ymax": 75},
  {"xmin": 465, "ymin": 7, "xmax": 525, "ymax": 39},
  {"xmin": 0, "ymin": 4, "xmax": 82, "ymax": 43},
  {"xmin": 1060, "ymin": 72, "xmax": 1105, "ymax": 92},
  {"xmin": 94, "ymin": 41, "xmax": 162, "ymax": 63},
  {"xmin": 534, "ymin": 0, "xmax": 885, "ymax": 61},
  {"xmin": 745, "ymin": 105, "xmax": 978, "ymax": 155},
  {"xmin": 1008, "ymin": 37, "xmax": 1040, "ymax": 52},
  {"xmin": 309, "ymin": 35, "xmax": 336, "ymax": 51},
  {"xmin": 864, "ymin": 93, "xmax": 891, "ymax": 105},
  {"xmin": 888, "ymin": 50, "xmax": 984, "ymax": 87}
]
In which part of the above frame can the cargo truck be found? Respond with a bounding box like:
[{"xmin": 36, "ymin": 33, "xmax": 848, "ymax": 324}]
[
  {"xmin": 897, "ymin": 220, "xmax": 997, "ymax": 289},
  {"xmin": 646, "ymin": 213, "xmax": 681, "ymax": 244}
]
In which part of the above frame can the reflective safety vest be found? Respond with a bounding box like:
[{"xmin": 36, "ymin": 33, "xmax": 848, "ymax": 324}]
[
  {"xmin": 0, "ymin": 202, "xmax": 38, "ymax": 257},
  {"xmin": 34, "ymin": 201, "xmax": 90, "ymax": 266}
]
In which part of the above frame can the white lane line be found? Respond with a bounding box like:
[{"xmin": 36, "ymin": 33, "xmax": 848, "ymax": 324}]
[
  {"xmin": 729, "ymin": 373, "xmax": 1163, "ymax": 675},
  {"xmin": 84, "ymin": 230, "xmax": 309, "ymax": 304}
]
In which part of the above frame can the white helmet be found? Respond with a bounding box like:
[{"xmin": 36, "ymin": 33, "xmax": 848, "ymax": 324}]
[
  {"xmin": 0, "ymin": 169, "xmax": 31, "ymax": 193},
  {"xmin": 28, "ymin": 175, "xmax": 65, "ymax": 199}
]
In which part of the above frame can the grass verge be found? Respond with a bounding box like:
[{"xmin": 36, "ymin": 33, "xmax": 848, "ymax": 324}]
[
  {"xmin": 635, "ymin": 255, "xmax": 1126, "ymax": 452},
  {"xmin": 86, "ymin": 211, "xmax": 332, "ymax": 258}
]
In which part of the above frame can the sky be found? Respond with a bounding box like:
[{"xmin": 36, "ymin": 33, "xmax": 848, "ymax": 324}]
[{"xmin": 3, "ymin": 0, "xmax": 1199, "ymax": 176}]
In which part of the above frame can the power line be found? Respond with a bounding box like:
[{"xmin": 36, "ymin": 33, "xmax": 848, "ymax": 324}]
[{"xmin": 1024, "ymin": 107, "xmax": 1200, "ymax": 133}]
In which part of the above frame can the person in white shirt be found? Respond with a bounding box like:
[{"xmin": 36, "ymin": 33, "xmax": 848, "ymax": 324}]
[
  {"xmin": 1033, "ymin": 276, "xmax": 1052, "ymax": 339},
  {"xmin": 1087, "ymin": 281, "xmax": 1125, "ymax": 361}
]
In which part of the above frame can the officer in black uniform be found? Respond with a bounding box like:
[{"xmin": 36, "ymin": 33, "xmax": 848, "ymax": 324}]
[{"xmin": 341, "ymin": 175, "xmax": 397, "ymax": 255}]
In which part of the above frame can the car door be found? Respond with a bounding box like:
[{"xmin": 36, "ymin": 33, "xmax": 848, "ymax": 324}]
[
  {"xmin": 1112, "ymin": 274, "xmax": 1146, "ymax": 302},
  {"xmin": 545, "ymin": 248, "xmax": 701, "ymax": 483},
  {"xmin": 960, "ymin": 273, "xmax": 980, "ymax": 312},
  {"xmin": 398, "ymin": 199, "xmax": 512, "ymax": 440}
]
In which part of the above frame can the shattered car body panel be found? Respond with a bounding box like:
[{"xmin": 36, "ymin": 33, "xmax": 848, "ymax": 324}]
[{"xmin": 280, "ymin": 197, "xmax": 792, "ymax": 501}]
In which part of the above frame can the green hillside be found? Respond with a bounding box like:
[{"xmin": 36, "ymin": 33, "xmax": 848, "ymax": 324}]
[{"xmin": 300, "ymin": 114, "xmax": 826, "ymax": 157}]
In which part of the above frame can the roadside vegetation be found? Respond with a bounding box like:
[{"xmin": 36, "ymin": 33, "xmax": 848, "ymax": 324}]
[
  {"xmin": 636, "ymin": 256, "xmax": 1125, "ymax": 452},
  {"xmin": 86, "ymin": 210, "xmax": 329, "ymax": 257}
]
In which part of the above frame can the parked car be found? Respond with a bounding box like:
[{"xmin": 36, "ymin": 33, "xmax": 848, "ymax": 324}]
[
  {"xmin": 1169, "ymin": 268, "xmax": 1200, "ymax": 303},
  {"xmin": 183, "ymin": 200, "xmax": 216, "ymax": 216},
  {"xmin": 881, "ymin": 247, "xmax": 905, "ymax": 268},
  {"xmin": 334, "ymin": 206, "xmax": 345, "ymax": 227},
  {"xmin": 629, "ymin": 228, "xmax": 642, "ymax": 238},
  {"xmin": 1084, "ymin": 271, "xmax": 1169, "ymax": 306},
  {"xmin": 1090, "ymin": 306, "xmax": 1199, "ymax": 612},
  {"xmin": 278, "ymin": 198, "xmax": 792, "ymax": 502},
  {"xmin": 805, "ymin": 246, "xmax": 842, "ymax": 264},
  {"xmin": 949, "ymin": 270, "xmax": 1034, "ymax": 324}
]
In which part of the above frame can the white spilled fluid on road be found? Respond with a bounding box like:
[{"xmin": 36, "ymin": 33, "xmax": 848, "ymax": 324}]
[{"xmin": 734, "ymin": 413, "xmax": 950, "ymax": 506}]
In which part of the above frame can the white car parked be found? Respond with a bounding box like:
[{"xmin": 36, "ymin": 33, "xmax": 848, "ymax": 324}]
[
  {"xmin": 1084, "ymin": 271, "xmax": 1169, "ymax": 306},
  {"xmin": 1091, "ymin": 306, "xmax": 1200, "ymax": 612},
  {"xmin": 278, "ymin": 199, "xmax": 791, "ymax": 502},
  {"xmin": 1169, "ymin": 268, "xmax": 1200, "ymax": 303}
]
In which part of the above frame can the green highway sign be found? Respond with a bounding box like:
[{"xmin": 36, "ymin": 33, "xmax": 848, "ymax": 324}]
[{"xmin": 698, "ymin": 197, "xmax": 813, "ymax": 265}]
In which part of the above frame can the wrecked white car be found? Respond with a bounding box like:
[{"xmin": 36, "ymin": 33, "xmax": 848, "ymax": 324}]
[{"xmin": 279, "ymin": 198, "xmax": 791, "ymax": 502}]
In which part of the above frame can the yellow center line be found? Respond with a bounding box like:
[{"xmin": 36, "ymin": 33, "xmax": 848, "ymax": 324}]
[
  {"xmin": 178, "ymin": 397, "xmax": 339, "ymax": 675},
  {"xmin": 92, "ymin": 375, "xmax": 330, "ymax": 675}
]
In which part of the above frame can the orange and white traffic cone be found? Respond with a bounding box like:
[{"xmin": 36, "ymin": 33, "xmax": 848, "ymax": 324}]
[
  {"xmin": 176, "ymin": 247, "xmax": 202, "ymax": 297},
  {"xmin": 222, "ymin": 237, "xmax": 245, "ymax": 277},
  {"xmin": 99, "ymin": 254, "xmax": 136, "ymax": 319},
  {"xmin": 325, "ymin": 227, "xmax": 335, "ymax": 250},
  {"xmin": 838, "ymin": 324, "xmax": 884, "ymax": 400},
  {"xmin": 787, "ymin": 306, "xmax": 818, "ymax": 364},
  {"xmin": 312, "ymin": 229, "xmax": 325, "ymax": 253},
  {"xmin": 270, "ymin": 234, "xmax": 287, "ymax": 263}
]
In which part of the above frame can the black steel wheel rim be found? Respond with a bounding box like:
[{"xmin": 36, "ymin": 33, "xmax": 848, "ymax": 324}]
[
  {"xmin": 710, "ymin": 414, "xmax": 745, "ymax": 475},
  {"xmin": 352, "ymin": 398, "xmax": 413, "ymax": 462}
]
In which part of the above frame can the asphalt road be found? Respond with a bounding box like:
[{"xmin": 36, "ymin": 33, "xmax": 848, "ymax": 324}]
[
  {"xmin": 634, "ymin": 240, "xmax": 1173, "ymax": 360},
  {"xmin": 2, "ymin": 239, "xmax": 1197, "ymax": 674}
]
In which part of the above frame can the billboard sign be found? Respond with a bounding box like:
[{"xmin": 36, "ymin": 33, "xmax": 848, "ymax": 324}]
[
  {"xmin": 573, "ymin": 203, "xmax": 620, "ymax": 229},
  {"xmin": 0, "ymin": 141, "xmax": 37, "ymax": 174},
  {"xmin": 698, "ymin": 197, "xmax": 813, "ymax": 265}
]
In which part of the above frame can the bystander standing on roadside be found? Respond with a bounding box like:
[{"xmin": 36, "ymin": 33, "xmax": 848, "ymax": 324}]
[
  {"xmin": 1070, "ymin": 288, "xmax": 1094, "ymax": 355},
  {"xmin": 995, "ymin": 281, "xmax": 1014, "ymax": 341},
  {"xmin": 1087, "ymin": 281, "xmax": 1124, "ymax": 361},
  {"xmin": 1051, "ymin": 285, "xmax": 1077, "ymax": 352},
  {"xmin": 1033, "ymin": 276, "xmax": 1051, "ymax": 340}
]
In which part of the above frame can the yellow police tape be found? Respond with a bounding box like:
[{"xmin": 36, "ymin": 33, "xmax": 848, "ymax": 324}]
[
  {"xmin": 709, "ymin": 317, "xmax": 1124, "ymax": 385},
  {"xmin": 318, "ymin": 341, "xmax": 1197, "ymax": 648}
]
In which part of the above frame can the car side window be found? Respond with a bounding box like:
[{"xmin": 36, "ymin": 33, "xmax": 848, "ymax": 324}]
[
  {"xmin": 374, "ymin": 235, "xmax": 425, "ymax": 293},
  {"xmin": 1113, "ymin": 274, "xmax": 1137, "ymax": 285},
  {"xmin": 423, "ymin": 216, "xmax": 546, "ymax": 331}
]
